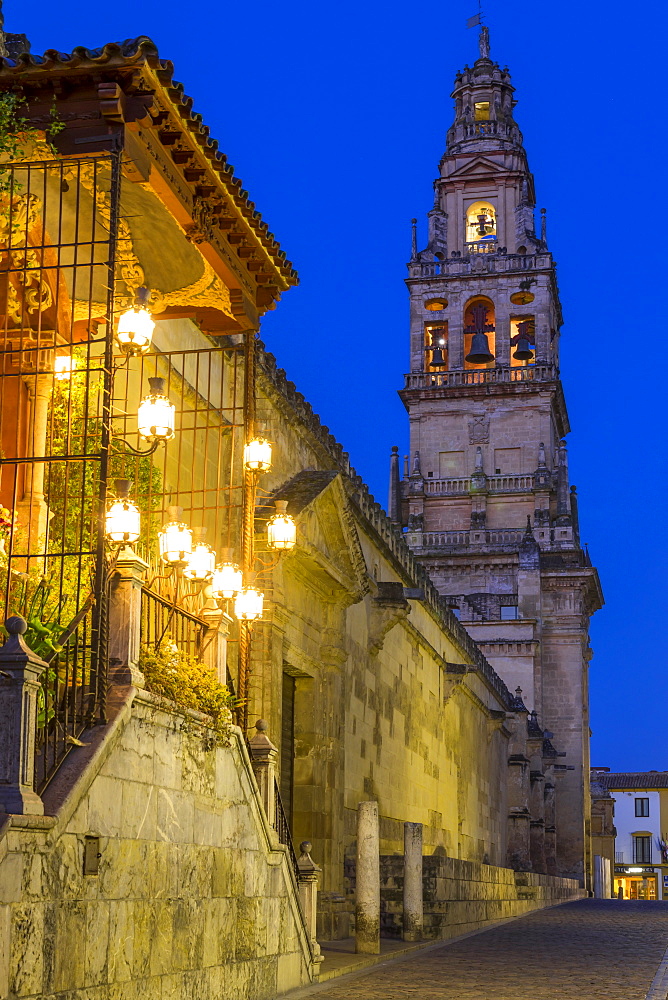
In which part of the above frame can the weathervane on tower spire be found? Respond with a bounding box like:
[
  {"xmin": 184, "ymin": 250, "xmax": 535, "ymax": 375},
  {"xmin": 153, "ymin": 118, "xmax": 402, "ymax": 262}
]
[{"xmin": 466, "ymin": 1, "xmax": 489, "ymax": 59}]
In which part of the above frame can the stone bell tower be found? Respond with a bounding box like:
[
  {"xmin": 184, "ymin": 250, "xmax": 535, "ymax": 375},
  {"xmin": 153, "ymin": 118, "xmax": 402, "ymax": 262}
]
[{"xmin": 393, "ymin": 26, "xmax": 603, "ymax": 882}]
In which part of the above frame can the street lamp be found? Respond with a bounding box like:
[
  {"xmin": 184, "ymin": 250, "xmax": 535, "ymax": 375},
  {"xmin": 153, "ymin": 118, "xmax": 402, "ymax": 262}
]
[
  {"xmin": 54, "ymin": 355, "xmax": 76, "ymax": 381},
  {"xmin": 266, "ymin": 500, "xmax": 296, "ymax": 551},
  {"xmin": 137, "ymin": 377, "xmax": 175, "ymax": 442},
  {"xmin": 105, "ymin": 479, "xmax": 140, "ymax": 544},
  {"xmin": 183, "ymin": 527, "xmax": 216, "ymax": 583},
  {"xmin": 244, "ymin": 436, "xmax": 272, "ymax": 473},
  {"xmin": 158, "ymin": 506, "xmax": 192, "ymax": 567},
  {"xmin": 211, "ymin": 549, "xmax": 243, "ymax": 600},
  {"xmin": 116, "ymin": 287, "xmax": 155, "ymax": 356},
  {"xmin": 234, "ymin": 586, "xmax": 264, "ymax": 621}
]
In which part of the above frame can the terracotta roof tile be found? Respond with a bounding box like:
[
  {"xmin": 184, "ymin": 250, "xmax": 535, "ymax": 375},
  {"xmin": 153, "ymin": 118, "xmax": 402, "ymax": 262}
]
[{"xmin": 597, "ymin": 772, "xmax": 668, "ymax": 789}]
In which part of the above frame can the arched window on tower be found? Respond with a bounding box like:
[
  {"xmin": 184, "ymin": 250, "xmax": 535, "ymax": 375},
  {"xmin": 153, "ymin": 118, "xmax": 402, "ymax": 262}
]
[
  {"xmin": 510, "ymin": 316, "xmax": 536, "ymax": 368},
  {"xmin": 466, "ymin": 201, "xmax": 496, "ymax": 253},
  {"xmin": 425, "ymin": 323, "xmax": 448, "ymax": 371},
  {"xmin": 464, "ymin": 297, "xmax": 495, "ymax": 370}
]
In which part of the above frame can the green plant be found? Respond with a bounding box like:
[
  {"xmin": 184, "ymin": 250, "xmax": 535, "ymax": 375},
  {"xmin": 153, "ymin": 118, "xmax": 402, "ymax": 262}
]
[
  {"xmin": 0, "ymin": 93, "xmax": 63, "ymax": 188},
  {"xmin": 138, "ymin": 639, "xmax": 235, "ymax": 746}
]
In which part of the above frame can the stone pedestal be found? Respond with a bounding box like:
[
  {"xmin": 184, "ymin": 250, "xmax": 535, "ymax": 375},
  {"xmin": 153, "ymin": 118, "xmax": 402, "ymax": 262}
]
[
  {"xmin": 355, "ymin": 801, "xmax": 380, "ymax": 954},
  {"xmin": 200, "ymin": 589, "xmax": 229, "ymax": 684},
  {"xmin": 108, "ymin": 545, "xmax": 148, "ymax": 687},
  {"xmin": 297, "ymin": 841, "xmax": 324, "ymax": 967},
  {"xmin": 403, "ymin": 821, "xmax": 423, "ymax": 941},
  {"xmin": 248, "ymin": 719, "xmax": 278, "ymax": 825},
  {"xmin": 0, "ymin": 616, "xmax": 48, "ymax": 815}
]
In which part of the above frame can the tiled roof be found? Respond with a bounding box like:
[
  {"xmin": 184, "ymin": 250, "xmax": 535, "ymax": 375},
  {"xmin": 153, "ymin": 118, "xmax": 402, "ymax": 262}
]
[
  {"xmin": 596, "ymin": 772, "xmax": 668, "ymax": 790},
  {"xmin": 0, "ymin": 37, "xmax": 297, "ymax": 286}
]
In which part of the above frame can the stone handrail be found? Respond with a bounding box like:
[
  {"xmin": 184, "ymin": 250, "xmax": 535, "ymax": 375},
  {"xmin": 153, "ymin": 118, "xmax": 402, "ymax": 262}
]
[
  {"xmin": 421, "ymin": 528, "xmax": 526, "ymax": 548},
  {"xmin": 404, "ymin": 365, "xmax": 557, "ymax": 390},
  {"xmin": 424, "ymin": 474, "xmax": 536, "ymax": 495}
]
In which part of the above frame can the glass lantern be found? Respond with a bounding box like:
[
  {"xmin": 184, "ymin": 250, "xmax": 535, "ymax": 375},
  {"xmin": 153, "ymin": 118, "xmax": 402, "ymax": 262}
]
[
  {"xmin": 158, "ymin": 506, "xmax": 192, "ymax": 567},
  {"xmin": 138, "ymin": 377, "xmax": 175, "ymax": 442},
  {"xmin": 234, "ymin": 586, "xmax": 264, "ymax": 621},
  {"xmin": 243, "ymin": 437, "xmax": 272, "ymax": 473},
  {"xmin": 211, "ymin": 561, "xmax": 243, "ymax": 600},
  {"xmin": 54, "ymin": 355, "xmax": 76, "ymax": 381},
  {"xmin": 183, "ymin": 527, "xmax": 216, "ymax": 583},
  {"xmin": 105, "ymin": 480, "xmax": 140, "ymax": 544},
  {"xmin": 267, "ymin": 500, "xmax": 296, "ymax": 551},
  {"xmin": 116, "ymin": 288, "xmax": 154, "ymax": 355}
]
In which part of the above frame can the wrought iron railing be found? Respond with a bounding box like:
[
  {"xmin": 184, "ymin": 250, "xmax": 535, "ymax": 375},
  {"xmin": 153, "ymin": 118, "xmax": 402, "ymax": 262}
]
[
  {"xmin": 274, "ymin": 777, "xmax": 300, "ymax": 881},
  {"xmin": 140, "ymin": 586, "xmax": 207, "ymax": 660}
]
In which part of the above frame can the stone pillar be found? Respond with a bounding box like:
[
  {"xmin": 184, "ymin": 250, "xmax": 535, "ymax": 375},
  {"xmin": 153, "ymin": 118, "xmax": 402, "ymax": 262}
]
[
  {"xmin": 108, "ymin": 544, "xmax": 148, "ymax": 687},
  {"xmin": 297, "ymin": 841, "xmax": 324, "ymax": 967},
  {"xmin": 403, "ymin": 821, "xmax": 423, "ymax": 941},
  {"xmin": 200, "ymin": 586, "xmax": 229, "ymax": 684},
  {"xmin": 0, "ymin": 615, "xmax": 48, "ymax": 815},
  {"xmin": 355, "ymin": 801, "xmax": 380, "ymax": 954},
  {"xmin": 16, "ymin": 372, "xmax": 52, "ymax": 563},
  {"xmin": 248, "ymin": 719, "xmax": 278, "ymax": 824}
]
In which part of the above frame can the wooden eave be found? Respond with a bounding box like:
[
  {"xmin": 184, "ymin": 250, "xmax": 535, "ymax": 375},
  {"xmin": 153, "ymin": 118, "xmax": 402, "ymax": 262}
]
[{"xmin": 0, "ymin": 37, "xmax": 298, "ymax": 313}]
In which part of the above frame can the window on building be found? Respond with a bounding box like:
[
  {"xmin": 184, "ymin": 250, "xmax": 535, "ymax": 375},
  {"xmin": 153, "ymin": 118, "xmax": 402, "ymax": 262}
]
[
  {"xmin": 510, "ymin": 316, "xmax": 536, "ymax": 368},
  {"xmin": 474, "ymin": 102, "xmax": 490, "ymax": 121},
  {"xmin": 500, "ymin": 605, "xmax": 518, "ymax": 621},
  {"xmin": 633, "ymin": 835, "xmax": 652, "ymax": 864},
  {"xmin": 466, "ymin": 201, "xmax": 496, "ymax": 245},
  {"xmin": 463, "ymin": 296, "xmax": 495, "ymax": 369},
  {"xmin": 635, "ymin": 798, "xmax": 650, "ymax": 817},
  {"xmin": 425, "ymin": 323, "xmax": 448, "ymax": 370}
]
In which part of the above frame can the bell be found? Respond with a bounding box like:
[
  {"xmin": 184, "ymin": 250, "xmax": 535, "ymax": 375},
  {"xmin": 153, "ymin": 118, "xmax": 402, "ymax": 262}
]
[
  {"xmin": 465, "ymin": 333, "xmax": 494, "ymax": 364},
  {"xmin": 513, "ymin": 335, "xmax": 534, "ymax": 361},
  {"xmin": 429, "ymin": 347, "xmax": 447, "ymax": 367}
]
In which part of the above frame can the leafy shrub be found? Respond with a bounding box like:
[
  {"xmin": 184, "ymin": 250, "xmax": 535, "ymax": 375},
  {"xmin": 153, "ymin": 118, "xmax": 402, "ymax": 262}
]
[{"xmin": 138, "ymin": 639, "xmax": 234, "ymax": 745}]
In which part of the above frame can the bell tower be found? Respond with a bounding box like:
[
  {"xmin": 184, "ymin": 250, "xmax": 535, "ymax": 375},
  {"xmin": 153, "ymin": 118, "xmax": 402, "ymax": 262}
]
[{"xmin": 395, "ymin": 27, "xmax": 603, "ymax": 883}]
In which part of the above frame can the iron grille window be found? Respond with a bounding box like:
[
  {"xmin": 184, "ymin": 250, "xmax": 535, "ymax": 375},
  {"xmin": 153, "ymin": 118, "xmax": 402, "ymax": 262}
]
[
  {"xmin": 635, "ymin": 798, "xmax": 650, "ymax": 817},
  {"xmin": 634, "ymin": 836, "xmax": 652, "ymax": 864}
]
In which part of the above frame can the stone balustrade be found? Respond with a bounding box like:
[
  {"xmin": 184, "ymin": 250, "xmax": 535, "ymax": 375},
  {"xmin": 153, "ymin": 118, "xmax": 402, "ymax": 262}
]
[
  {"xmin": 404, "ymin": 365, "xmax": 557, "ymax": 391},
  {"xmin": 424, "ymin": 474, "xmax": 536, "ymax": 495},
  {"xmin": 407, "ymin": 251, "xmax": 553, "ymax": 279}
]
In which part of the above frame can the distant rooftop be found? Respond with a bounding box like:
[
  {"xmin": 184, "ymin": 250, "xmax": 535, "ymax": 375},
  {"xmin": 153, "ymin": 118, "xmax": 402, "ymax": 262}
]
[{"xmin": 595, "ymin": 772, "xmax": 668, "ymax": 790}]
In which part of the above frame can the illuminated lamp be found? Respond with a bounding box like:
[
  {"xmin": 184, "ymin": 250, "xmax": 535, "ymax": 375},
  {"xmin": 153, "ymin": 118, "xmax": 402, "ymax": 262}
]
[
  {"xmin": 183, "ymin": 526, "xmax": 216, "ymax": 583},
  {"xmin": 234, "ymin": 586, "xmax": 264, "ymax": 622},
  {"xmin": 627, "ymin": 867, "xmax": 644, "ymax": 874},
  {"xmin": 211, "ymin": 549, "xmax": 243, "ymax": 600},
  {"xmin": 116, "ymin": 287, "xmax": 154, "ymax": 355},
  {"xmin": 105, "ymin": 479, "xmax": 140, "ymax": 544},
  {"xmin": 244, "ymin": 437, "xmax": 272, "ymax": 473},
  {"xmin": 54, "ymin": 355, "xmax": 76, "ymax": 381},
  {"xmin": 137, "ymin": 377, "xmax": 175, "ymax": 442},
  {"xmin": 266, "ymin": 500, "xmax": 296, "ymax": 551},
  {"xmin": 158, "ymin": 506, "xmax": 192, "ymax": 567}
]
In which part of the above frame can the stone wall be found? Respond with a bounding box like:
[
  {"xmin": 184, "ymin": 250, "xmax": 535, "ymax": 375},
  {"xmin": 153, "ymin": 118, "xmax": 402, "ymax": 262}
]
[
  {"xmin": 0, "ymin": 689, "xmax": 316, "ymax": 1000},
  {"xmin": 347, "ymin": 855, "xmax": 583, "ymax": 940}
]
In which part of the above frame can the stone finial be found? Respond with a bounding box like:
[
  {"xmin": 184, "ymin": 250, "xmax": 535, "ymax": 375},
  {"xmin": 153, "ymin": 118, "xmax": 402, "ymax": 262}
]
[
  {"xmin": 411, "ymin": 450, "xmax": 421, "ymax": 476},
  {"xmin": 411, "ymin": 218, "xmax": 418, "ymax": 261},
  {"xmin": 388, "ymin": 446, "xmax": 401, "ymax": 525},
  {"xmin": 540, "ymin": 207, "xmax": 547, "ymax": 244},
  {"xmin": 0, "ymin": 614, "xmax": 49, "ymax": 815},
  {"xmin": 479, "ymin": 24, "xmax": 490, "ymax": 59}
]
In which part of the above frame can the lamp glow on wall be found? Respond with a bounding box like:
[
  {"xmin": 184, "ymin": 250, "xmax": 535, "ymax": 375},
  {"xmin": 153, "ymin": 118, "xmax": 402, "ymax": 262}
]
[
  {"xmin": 158, "ymin": 506, "xmax": 192, "ymax": 567},
  {"xmin": 105, "ymin": 479, "xmax": 141, "ymax": 544},
  {"xmin": 211, "ymin": 549, "xmax": 243, "ymax": 600},
  {"xmin": 54, "ymin": 355, "xmax": 76, "ymax": 381},
  {"xmin": 183, "ymin": 527, "xmax": 216, "ymax": 583},
  {"xmin": 116, "ymin": 286, "xmax": 155, "ymax": 356},
  {"xmin": 266, "ymin": 500, "xmax": 296, "ymax": 551},
  {"xmin": 244, "ymin": 436, "xmax": 272, "ymax": 473},
  {"xmin": 138, "ymin": 377, "xmax": 175, "ymax": 442},
  {"xmin": 234, "ymin": 586, "xmax": 264, "ymax": 621}
]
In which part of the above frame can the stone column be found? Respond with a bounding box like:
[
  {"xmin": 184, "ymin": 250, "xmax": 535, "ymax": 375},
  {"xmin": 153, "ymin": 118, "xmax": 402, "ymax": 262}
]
[
  {"xmin": 0, "ymin": 615, "xmax": 48, "ymax": 815},
  {"xmin": 107, "ymin": 544, "xmax": 148, "ymax": 687},
  {"xmin": 355, "ymin": 801, "xmax": 380, "ymax": 954},
  {"xmin": 297, "ymin": 841, "xmax": 324, "ymax": 968},
  {"xmin": 403, "ymin": 821, "xmax": 423, "ymax": 941},
  {"xmin": 248, "ymin": 719, "xmax": 278, "ymax": 824},
  {"xmin": 200, "ymin": 585, "xmax": 229, "ymax": 684},
  {"xmin": 16, "ymin": 372, "xmax": 53, "ymax": 563}
]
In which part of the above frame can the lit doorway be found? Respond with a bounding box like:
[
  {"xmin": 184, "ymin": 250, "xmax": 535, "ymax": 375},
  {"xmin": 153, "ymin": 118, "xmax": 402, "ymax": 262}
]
[{"xmin": 615, "ymin": 875, "xmax": 657, "ymax": 900}]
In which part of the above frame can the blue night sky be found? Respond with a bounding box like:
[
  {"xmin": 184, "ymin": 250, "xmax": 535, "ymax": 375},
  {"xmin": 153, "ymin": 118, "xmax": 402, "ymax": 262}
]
[{"xmin": 14, "ymin": 0, "xmax": 668, "ymax": 770}]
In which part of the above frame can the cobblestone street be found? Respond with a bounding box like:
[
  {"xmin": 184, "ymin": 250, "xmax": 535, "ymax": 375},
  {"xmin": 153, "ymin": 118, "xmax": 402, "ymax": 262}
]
[{"xmin": 290, "ymin": 901, "xmax": 668, "ymax": 1000}]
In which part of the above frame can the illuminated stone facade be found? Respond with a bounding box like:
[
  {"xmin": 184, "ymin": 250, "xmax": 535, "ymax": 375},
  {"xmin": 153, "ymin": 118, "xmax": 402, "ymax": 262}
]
[{"xmin": 395, "ymin": 30, "xmax": 603, "ymax": 881}]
